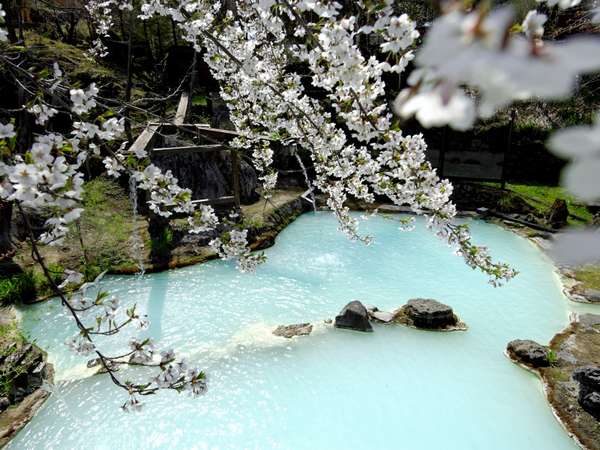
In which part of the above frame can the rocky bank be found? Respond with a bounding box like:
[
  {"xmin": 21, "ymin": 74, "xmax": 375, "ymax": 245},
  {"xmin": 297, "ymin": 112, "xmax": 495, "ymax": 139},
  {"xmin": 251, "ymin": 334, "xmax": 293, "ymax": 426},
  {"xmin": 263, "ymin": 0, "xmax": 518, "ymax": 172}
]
[
  {"xmin": 507, "ymin": 314, "xmax": 600, "ymax": 450},
  {"xmin": 0, "ymin": 308, "xmax": 53, "ymax": 447}
]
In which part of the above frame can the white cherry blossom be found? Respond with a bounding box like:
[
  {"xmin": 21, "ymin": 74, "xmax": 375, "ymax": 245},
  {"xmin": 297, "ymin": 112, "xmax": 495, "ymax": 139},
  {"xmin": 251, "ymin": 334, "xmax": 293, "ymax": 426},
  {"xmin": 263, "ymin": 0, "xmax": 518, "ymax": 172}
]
[
  {"xmin": 537, "ymin": 0, "xmax": 581, "ymax": 9},
  {"xmin": 58, "ymin": 269, "xmax": 85, "ymax": 289},
  {"xmin": 0, "ymin": 122, "xmax": 15, "ymax": 139},
  {"xmin": 28, "ymin": 104, "xmax": 58, "ymax": 125}
]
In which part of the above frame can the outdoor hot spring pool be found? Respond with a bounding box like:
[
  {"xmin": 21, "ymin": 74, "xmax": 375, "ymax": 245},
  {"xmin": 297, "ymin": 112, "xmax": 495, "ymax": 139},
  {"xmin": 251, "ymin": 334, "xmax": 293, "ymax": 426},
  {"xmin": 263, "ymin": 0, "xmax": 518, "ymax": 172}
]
[{"xmin": 9, "ymin": 212, "xmax": 598, "ymax": 450}]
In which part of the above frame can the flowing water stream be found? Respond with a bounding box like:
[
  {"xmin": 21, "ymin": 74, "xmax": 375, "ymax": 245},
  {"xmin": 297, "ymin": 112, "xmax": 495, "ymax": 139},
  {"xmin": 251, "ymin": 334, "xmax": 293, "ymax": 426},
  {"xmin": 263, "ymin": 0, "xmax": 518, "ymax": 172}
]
[{"xmin": 10, "ymin": 212, "xmax": 599, "ymax": 450}]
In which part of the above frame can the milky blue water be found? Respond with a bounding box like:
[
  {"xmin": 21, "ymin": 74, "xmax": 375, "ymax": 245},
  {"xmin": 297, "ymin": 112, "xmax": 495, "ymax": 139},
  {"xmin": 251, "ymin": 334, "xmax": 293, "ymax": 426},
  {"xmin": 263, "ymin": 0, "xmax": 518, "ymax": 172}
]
[{"xmin": 10, "ymin": 212, "xmax": 598, "ymax": 450}]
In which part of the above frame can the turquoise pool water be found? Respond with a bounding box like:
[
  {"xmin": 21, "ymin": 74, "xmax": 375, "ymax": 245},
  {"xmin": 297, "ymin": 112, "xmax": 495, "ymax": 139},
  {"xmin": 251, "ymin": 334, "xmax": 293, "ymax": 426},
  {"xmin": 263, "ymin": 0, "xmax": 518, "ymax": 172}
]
[{"xmin": 10, "ymin": 212, "xmax": 597, "ymax": 450}]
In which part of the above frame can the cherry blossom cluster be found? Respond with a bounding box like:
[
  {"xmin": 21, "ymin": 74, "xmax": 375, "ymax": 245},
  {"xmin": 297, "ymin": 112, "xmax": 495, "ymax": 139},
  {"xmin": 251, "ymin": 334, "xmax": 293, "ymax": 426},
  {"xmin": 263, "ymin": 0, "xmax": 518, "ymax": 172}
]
[
  {"xmin": 147, "ymin": 0, "xmax": 516, "ymax": 284},
  {"xmin": 55, "ymin": 257, "xmax": 206, "ymax": 408},
  {"xmin": 210, "ymin": 229, "xmax": 266, "ymax": 272},
  {"xmin": 0, "ymin": 5, "xmax": 7, "ymax": 42},
  {"xmin": 395, "ymin": 1, "xmax": 600, "ymax": 130},
  {"xmin": 391, "ymin": 0, "xmax": 599, "ymax": 265},
  {"xmin": 85, "ymin": 0, "xmax": 134, "ymax": 58},
  {"xmin": 0, "ymin": 67, "xmax": 212, "ymax": 408},
  {"xmin": 5, "ymin": 0, "xmax": 598, "ymax": 408},
  {"xmin": 0, "ymin": 130, "xmax": 86, "ymax": 244},
  {"xmin": 548, "ymin": 111, "xmax": 600, "ymax": 264}
]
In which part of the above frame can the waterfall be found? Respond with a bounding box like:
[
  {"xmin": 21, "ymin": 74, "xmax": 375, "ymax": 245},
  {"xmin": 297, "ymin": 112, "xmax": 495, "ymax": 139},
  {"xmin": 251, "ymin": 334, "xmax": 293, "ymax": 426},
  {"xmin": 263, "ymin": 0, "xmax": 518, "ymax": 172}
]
[
  {"xmin": 128, "ymin": 176, "xmax": 145, "ymax": 275},
  {"xmin": 295, "ymin": 152, "xmax": 317, "ymax": 212}
]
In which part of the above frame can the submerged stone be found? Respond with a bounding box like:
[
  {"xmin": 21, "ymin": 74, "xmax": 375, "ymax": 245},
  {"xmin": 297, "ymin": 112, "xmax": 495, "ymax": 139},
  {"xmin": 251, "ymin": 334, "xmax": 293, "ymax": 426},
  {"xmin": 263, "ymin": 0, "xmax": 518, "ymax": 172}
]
[
  {"xmin": 87, "ymin": 358, "xmax": 102, "ymax": 368},
  {"xmin": 334, "ymin": 301, "xmax": 373, "ymax": 332},
  {"xmin": 370, "ymin": 310, "xmax": 395, "ymax": 323},
  {"xmin": 403, "ymin": 299, "xmax": 457, "ymax": 329},
  {"xmin": 273, "ymin": 323, "xmax": 313, "ymax": 338},
  {"xmin": 507, "ymin": 339, "xmax": 550, "ymax": 368}
]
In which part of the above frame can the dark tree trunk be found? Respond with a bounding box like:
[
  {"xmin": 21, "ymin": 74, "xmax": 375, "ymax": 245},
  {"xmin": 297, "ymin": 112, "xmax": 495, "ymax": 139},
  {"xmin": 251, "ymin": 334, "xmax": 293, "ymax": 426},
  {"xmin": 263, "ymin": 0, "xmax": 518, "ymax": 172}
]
[
  {"xmin": 17, "ymin": 0, "xmax": 24, "ymax": 42},
  {"xmin": 156, "ymin": 19, "xmax": 163, "ymax": 58},
  {"xmin": 67, "ymin": 12, "xmax": 77, "ymax": 43},
  {"xmin": 0, "ymin": 200, "xmax": 14, "ymax": 262}
]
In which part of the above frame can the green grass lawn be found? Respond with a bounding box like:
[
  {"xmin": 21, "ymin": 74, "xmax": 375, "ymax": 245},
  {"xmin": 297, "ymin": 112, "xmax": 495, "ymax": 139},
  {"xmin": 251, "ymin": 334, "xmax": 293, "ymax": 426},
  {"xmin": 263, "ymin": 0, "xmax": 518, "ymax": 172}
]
[
  {"xmin": 574, "ymin": 266, "xmax": 600, "ymax": 291},
  {"xmin": 498, "ymin": 183, "xmax": 593, "ymax": 225},
  {"xmin": 10, "ymin": 177, "xmax": 141, "ymax": 302}
]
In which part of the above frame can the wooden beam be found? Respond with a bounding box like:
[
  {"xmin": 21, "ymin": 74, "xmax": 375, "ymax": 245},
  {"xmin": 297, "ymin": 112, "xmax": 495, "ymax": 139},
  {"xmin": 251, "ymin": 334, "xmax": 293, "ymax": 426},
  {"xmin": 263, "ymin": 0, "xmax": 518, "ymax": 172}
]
[
  {"xmin": 152, "ymin": 144, "xmax": 225, "ymax": 155},
  {"xmin": 487, "ymin": 210, "xmax": 556, "ymax": 233},
  {"xmin": 146, "ymin": 122, "xmax": 239, "ymax": 138},
  {"xmin": 193, "ymin": 125, "xmax": 240, "ymax": 138},
  {"xmin": 191, "ymin": 196, "xmax": 235, "ymax": 206},
  {"xmin": 128, "ymin": 124, "xmax": 159, "ymax": 157},
  {"xmin": 174, "ymin": 92, "xmax": 189, "ymax": 126},
  {"xmin": 301, "ymin": 188, "xmax": 315, "ymax": 205}
]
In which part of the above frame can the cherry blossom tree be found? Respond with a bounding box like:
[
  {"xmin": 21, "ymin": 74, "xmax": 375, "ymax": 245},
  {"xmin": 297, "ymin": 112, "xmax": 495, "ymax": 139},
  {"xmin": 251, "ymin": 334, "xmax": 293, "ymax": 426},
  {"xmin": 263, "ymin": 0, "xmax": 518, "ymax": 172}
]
[{"xmin": 1, "ymin": 0, "xmax": 599, "ymax": 409}]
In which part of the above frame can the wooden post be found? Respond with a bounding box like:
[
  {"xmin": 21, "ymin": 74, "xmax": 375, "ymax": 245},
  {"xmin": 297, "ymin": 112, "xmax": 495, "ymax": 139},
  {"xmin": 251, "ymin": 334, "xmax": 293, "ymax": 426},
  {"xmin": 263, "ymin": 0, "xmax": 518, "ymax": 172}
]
[
  {"xmin": 174, "ymin": 92, "xmax": 190, "ymax": 126},
  {"xmin": 501, "ymin": 109, "xmax": 516, "ymax": 190},
  {"xmin": 188, "ymin": 50, "xmax": 197, "ymax": 110},
  {"xmin": 170, "ymin": 18, "xmax": 178, "ymax": 46},
  {"xmin": 231, "ymin": 150, "xmax": 241, "ymax": 209}
]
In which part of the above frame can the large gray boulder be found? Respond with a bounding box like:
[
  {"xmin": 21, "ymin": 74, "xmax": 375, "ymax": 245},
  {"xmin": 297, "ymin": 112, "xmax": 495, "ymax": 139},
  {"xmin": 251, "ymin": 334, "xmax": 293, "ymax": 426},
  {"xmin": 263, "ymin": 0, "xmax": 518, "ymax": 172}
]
[
  {"xmin": 335, "ymin": 301, "xmax": 373, "ymax": 332},
  {"xmin": 404, "ymin": 299, "xmax": 457, "ymax": 329},
  {"xmin": 153, "ymin": 147, "xmax": 259, "ymax": 204},
  {"xmin": 507, "ymin": 339, "xmax": 550, "ymax": 368}
]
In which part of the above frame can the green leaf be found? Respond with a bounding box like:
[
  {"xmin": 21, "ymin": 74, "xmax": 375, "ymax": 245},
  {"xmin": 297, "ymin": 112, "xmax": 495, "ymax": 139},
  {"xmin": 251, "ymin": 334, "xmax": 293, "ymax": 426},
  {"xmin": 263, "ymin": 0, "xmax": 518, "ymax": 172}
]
[
  {"xmin": 192, "ymin": 95, "xmax": 208, "ymax": 106},
  {"xmin": 38, "ymin": 68, "xmax": 51, "ymax": 79}
]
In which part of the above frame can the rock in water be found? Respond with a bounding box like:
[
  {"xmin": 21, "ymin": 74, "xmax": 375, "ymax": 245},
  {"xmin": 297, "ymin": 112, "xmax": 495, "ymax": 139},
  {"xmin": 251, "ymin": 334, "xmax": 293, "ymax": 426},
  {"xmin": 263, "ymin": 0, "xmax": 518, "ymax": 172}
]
[
  {"xmin": 548, "ymin": 198, "xmax": 569, "ymax": 228},
  {"xmin": 574, "ymin": 366, "xmax": 600, "ymax": 389},
  {"xmin": 507, "ymin": 339, "xmax": 550, "ymax": 368},
  {"xmin": 273, "ymin": 323, "xmax": 313, "ymax": 338},
  {"xmin": 335, "ymin": 301, "xmax": 373, "ymax": 332},
  {"xmin": 580, "ymin": 392, "xmax": 600, "ymax": 420},
  {"xmin": 404, "ymin": 299, "xmax": 457, "ymax": 329},
  {"xmin": 583, "ymin": 289, "xmax": 600, "ymax": 303},
  {"xmin": 574, "ymin": 365, "xmax": 600, "ymax": 419},
  {"xmin": 365, "ymin": 305, "xmax": 379, "ymax": 314},
  {"xmin": 370, "ymin": 310, "xmax": 395, "ymax": 323}
]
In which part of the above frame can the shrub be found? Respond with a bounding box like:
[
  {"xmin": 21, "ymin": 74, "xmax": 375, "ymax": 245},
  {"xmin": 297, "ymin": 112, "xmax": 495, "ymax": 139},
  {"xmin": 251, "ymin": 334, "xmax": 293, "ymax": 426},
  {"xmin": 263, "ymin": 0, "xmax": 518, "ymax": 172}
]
[
  {"xmin": 0, "ymin": 272, "xmax": 37, "ymax": 304},
  {"xmin": 0, "ymin": 263, "xmax": 64, "ymax": 304}
]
